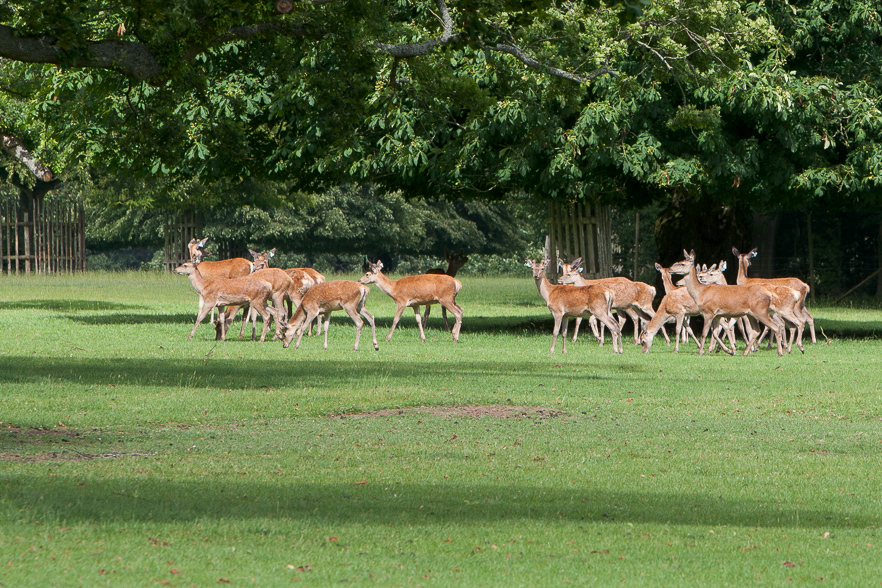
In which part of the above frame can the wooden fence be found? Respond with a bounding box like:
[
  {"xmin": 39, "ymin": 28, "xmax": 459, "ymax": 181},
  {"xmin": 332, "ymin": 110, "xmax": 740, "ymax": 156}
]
[
  {"xmin": 163, "ymin": 210, "xmax": 203, "ymax": 271},
  {"xmin": 1, "ymin": 198, "xmax": 86, "ymax": 275},
  {"xmin": 546, "ymin": 200, "xmax": 612, "ymax": 280}
]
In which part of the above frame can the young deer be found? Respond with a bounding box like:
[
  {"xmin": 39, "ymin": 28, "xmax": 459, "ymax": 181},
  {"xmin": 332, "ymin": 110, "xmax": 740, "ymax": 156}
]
[
  {"xmin": 281, "ymin": 280, "xmax": 379, "ymax": 351},
  {"xmin": 423, "ymin": 249, "xmax": 469, "ymax": 330},
  {"xmin": 359, "ymin": 260, "xmax": 463, "ymax": 343},
  {"xmin": 186, "ymin": 238, "xmax": 268, "ymax": 323},
  {"xmin": 219, "ymin": 267, "xmax": 294, "ymax": 341},
  {"xmin": 668, "ymin": 250, "xmax": 784, "ymax": 356},
  {"xmin": 557, "ymin": 258, "xmax": 664, "ymax": 346},
  {"xmin": 526, "ymin": 258, "xmax": 622, "ymax": 354},
  {"xmin": 699, "ymin": 260, "xmax": 804, "ymax": 354},
  {"xmin": 173, "ymin": 262, "xmax": 278, "ymax": 342},
  {"xmin": 640, "ymin": 263, "xmax": 702, "ymax": 353},
  {"xmin": 732, "ymin": 247, "xmax": 816, "ymax": 344}
]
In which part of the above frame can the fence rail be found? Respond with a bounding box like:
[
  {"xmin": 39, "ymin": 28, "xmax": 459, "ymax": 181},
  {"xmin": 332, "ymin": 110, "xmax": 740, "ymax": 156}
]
[{"xmin": 1, "ymin": 198, "xmax": 86, "ymax": 275}]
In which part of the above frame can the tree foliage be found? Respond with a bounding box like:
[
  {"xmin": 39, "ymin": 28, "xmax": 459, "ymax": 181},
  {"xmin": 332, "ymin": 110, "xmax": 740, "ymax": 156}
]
[{"xmin": 1, "ymin": 0, "xmax": 880, "ymax": 218}]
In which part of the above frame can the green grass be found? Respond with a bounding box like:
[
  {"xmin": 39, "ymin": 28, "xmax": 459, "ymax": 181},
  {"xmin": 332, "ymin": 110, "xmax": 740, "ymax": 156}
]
[{"xmin": 1, "ymin": 271, "xmax": 882, "ymax": 586}]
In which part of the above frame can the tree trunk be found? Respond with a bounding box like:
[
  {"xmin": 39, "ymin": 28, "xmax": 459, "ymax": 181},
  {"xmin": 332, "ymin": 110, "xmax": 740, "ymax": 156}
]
[{"xmin": 877, "ymin": 216, "xmax": 882, "ymax": 300}]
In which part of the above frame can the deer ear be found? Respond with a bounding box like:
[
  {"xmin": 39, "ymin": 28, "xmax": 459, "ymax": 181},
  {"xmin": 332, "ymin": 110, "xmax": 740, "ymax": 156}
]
[
  {"xmin": 578, "ymin": 267, "xmax": 584, "ymax": 274},
  {"xmin": 655, "ymin": 263, "xmax": 663, "ymax": 271},
  {"xmin": 377, "ymin": 260, "xmax": 384, "ymax": 271},
  {"xmin": 198, "ymin": 238, "xmax": 208, "ymax": 248},
  {"xmin": 269, "ymin": 248, "xmax": 276, "ymax": 257},
  {"xmin": 719, "ymin": 261, "xmax": 727, "ymax": 271},
  {"xmin": 749, "ymin": 248, "xmax": 758, "ymax": 258},
  {"xmin": 248, "ymin": 249, "xmax": 259, "ymax": 258},
  {"xmin": 541, "ymin": 259, "xmax": 550, "ymax": 269},
  {"xmin": 732, "ymin": 246, "xmax": 739, "ymax": 257}
]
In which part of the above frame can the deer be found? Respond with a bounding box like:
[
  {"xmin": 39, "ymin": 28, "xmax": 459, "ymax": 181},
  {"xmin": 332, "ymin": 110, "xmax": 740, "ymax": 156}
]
[
  {"xmin": 698, "ymin": 260, "xmax": 805, "ymax": 354},
  {"xmin": 281, "ymin": 280, "xmax": 379, "ymax": 351},
  {"xmin": 173, "ymin": 262, "xmax": 278, "ymax": 342},
  {"xmin": 218, "ymin": 267, "xmax": 294, "ymax": 341},
  {"xmin": 732, "ymin": 247, "xmax": 816, "ymax": 345},
  {"xmin": 284, "ymin": 268, "xmax": 323, "ymax": 336},
  {"xmin": 557, "ymin": 258, "xmax": 665, "ymax": 346},
  {"xmin": 668, "ymin": 250, "xmax": 785, "ymax": 356},
  {"xmin": 358, "ymin": 260, "xmax": 463, "ymax": 343},
  {"xmin": 423, "ymin": 249, "xmax": 469, "ymax": 330},
  {"xmin": 640, "ymin": 263, "xmax": 703, "ymax": 353},
  {"xmin": 185, "ymin": 238, "xmax": 269, "ymax": 323},
  {"xmin": 526, "ymin": 258, "xmax": 622, "ymax": 354}
]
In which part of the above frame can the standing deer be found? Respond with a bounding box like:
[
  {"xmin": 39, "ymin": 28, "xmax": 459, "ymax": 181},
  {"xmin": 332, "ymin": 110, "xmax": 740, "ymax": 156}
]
[
  {"xmin": 219, "ymin": 267, "xmax": 294, "ymax": 341},
  {"xmin": 359, "ymin": 260, "xmax": 463, "ymax": 343},
  {"xmin": 699, "ymin": 260, "xmax": 804, "ymax": 354},
  {"xmin": 668, "ymin": 250, "xmax": 784, "ymax": 356},
  {"xmin": 281, "ymin": 281, "xmax": 379, "ymax": 351},
  {"xmin": 557, "ymin": 258, "xmax": 664, "ymax": 346},
  {"xmin": 732, "ymin": 247, "xmax": 816, "ymax": 344},
  {"xmin": 423, "ymin": 249, "xmax": 469, "ymax": 330},
  {"xmin": 173, "ymin": 262, "xmax": 278, "ymax": 342},
  {"xmin": 186, "ymin": 238, "xmax": 269, "ymax": 323},
  {"xmin": 526, "ymin": 258, "xmax": 622, "ymax": 354}
]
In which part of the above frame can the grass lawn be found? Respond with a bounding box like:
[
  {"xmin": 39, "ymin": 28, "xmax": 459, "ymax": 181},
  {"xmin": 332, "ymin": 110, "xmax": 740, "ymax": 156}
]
[{"xmin": 1, "ymin": 271, "xmax": 882, "ymax": 586}]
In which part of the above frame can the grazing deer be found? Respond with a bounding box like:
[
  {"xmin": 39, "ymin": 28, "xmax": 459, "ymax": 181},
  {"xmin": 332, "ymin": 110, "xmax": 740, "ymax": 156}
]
[
  {"xmin": 281, "ymin": 281, "xmax": 379, "ymax": 351},
  {"xmin": 526, "ymin": 258, "xmax": 622, "ymax": 354},
  {"xmin": 219, "ymin": 267, "xmax": 294, "ymax": 341},
  {"xmin": 557, "ymin": 258, "xmax": 664, "ymax": 346},
  {"xmin": 668, "ymin": 250, "xmax": 784, "ymax": 356},
  {"xmin": 359, "ymin": 260, "xmax": 463, "ymax": 342},
  {"xmin": 173, "ymin": 262, "xmax": 278, "ymax": 342},
  {"xmin": 732, "ymin": 247, "xmax": 816, "ymax": 344},
  {"xmin": 424, "ymin": 249, "xmax": 469, "ymax": 330},
  {"xmin": 699, "ymin": 260, "xmax": 804, "ymax": 354}
]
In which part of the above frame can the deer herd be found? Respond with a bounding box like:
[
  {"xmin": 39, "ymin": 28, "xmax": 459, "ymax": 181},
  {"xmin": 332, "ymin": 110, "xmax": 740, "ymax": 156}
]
[{"xmin": 174, "ymin": 239, "xmax": 815, "ymax": 357}]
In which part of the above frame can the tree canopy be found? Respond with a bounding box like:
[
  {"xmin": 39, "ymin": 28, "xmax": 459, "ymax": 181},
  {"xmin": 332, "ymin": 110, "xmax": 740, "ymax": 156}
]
[{"xmin": 1, "ymin": 0, "xmax": 880, "ymax": 212}]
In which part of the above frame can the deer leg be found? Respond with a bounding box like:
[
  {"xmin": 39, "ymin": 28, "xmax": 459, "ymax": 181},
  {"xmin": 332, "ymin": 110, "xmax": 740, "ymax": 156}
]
[
  {"xmin": 344, "ymin": 306, "xmax": 365, "ymax": 350},
  {"xmin": 412, "ymin": 307, "xmax": 428, "ymax": 343},
  {"xmin": 293, "ymin": 311, "xmax": 318, "ymax": 350},
  {"xmin": 440, "ymin": 300, "xmax": 463, "ymax": 342},
  {"xmin": 386, "ymin": 306, "xmax": 407, "ymax": 342},
  {"xmin": 550, "ymin": 313, "xmax": 563, "ymax": 354},
  {"xmin": 321, "ymin": 312, "xmax": 334, "ymax": 349},
  {"xmin": 588, "ymin": 315, "xmax": 601, "ymax": 343},
  {"xmin": 188, "ymin": 302, "xmax": 216, "ymax": 341},
  {"xmin": 572, "ymin": 316, "xmax": 582, "ymax": 343},
  {"xmin": 441, "ymin": 306, "xmax": 451, "ymax": 332},
  {"xmin": 673, "ymin": 314, "xmax": 685, "ymax": 353},
  {"xmin": 594, "ymin": 310, "xmax": 622, "ymax": 354},
  {"xmin": 802, "ymin": 301, "xmax": 816, "ymax": 344},
  {"xmin": 256, "ymin": 300, "xmax": 277, "ymax": 343},
  {"xmin": 359, "ymin": 307, "xmax": 380, "ymax": 351}
]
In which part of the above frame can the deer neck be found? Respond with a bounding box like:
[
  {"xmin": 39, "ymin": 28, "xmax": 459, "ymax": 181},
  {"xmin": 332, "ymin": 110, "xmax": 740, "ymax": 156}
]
[
  {"xmin": 734, "ymin": 257, "xmax": 750, "ymax": 285},
  {"xmin": 533, "ymin": 272, "xmax": 553, "ymax": 303},
  {"xmin": 659, "ymin": 269, "xmax": 676, "ymax": 294},
  {"xmin": 187, "ymin": 266, "xmax": 207, "ymax": 295},
  {"xmin": 371, "ymin": 271, "xmax": 398, "ymax": 297},
  {"xmin": 680, "ymin": 263, "xmax": 705, "ymax": 304}
]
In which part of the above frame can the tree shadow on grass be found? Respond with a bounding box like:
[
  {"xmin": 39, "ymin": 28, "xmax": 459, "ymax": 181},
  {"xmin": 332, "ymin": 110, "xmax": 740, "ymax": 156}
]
[
  {"xmin": 0, "ymin": 356, "xmax": 633, "ymax": 390},
  {"xmin": 0, "ymin": 300, "xmax": 147, "ymax": 312},
  {"xmin": 0, "ymin": 474, "xmax": 866, "ymax": 531},
  {"xmin": 63, "ymin": 312, "xmax": 195, "ymax": 325}
]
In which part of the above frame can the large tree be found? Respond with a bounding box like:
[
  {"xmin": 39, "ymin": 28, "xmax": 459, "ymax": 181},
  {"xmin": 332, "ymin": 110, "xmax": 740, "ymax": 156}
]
[{"xmin": 1, "ymin": 1, "xmax": 780, "ymax": 198}]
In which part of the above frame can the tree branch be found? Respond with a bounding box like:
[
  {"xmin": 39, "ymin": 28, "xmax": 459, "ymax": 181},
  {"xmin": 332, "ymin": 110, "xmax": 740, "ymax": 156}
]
[
  {"xmin": 488, "ymin": 43, "xmax": 616, "ymax": 83},
  {"xmin": 374, "ymin": 0, "xmax": 456, "ymax": 57},
  {"xmin": 1, "ymin": 133, "xmax": 55, "ymax": 182},
  {"xmin": 0, "ymin": 21, "xmax": 310, "ymax": 82}
]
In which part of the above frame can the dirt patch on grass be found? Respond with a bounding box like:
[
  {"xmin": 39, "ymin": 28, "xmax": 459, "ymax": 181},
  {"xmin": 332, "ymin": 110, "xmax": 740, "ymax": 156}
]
[{"xmin": 333, "ymin": 405, "xmax": 565, "ymax": 419}]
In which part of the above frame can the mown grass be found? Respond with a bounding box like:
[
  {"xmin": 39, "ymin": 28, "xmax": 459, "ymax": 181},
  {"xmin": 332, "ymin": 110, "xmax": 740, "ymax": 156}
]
[{"xmin": 1, "ymin": 271, "xmax": 882, "ymax": 586}]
